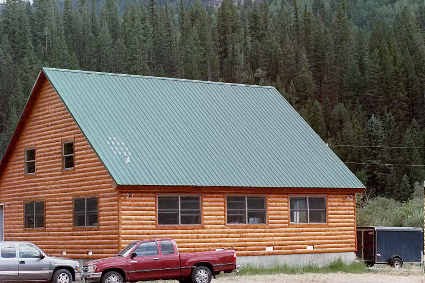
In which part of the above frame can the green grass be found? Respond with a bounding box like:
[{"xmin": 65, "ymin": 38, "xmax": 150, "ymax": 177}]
[{"xmin": 238, "ymin": 259, "xmax": 368, "ymax": 275}]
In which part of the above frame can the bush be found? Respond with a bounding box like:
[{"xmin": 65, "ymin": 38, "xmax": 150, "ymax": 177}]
[{"xmin": 357, "ymin": 186, "xmax": 424, "ymax": 227}]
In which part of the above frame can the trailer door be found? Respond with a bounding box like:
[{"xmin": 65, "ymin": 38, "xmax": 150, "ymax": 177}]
[{"xmin": 363, "ymin": 230, "xmax": 375, "ymax": 264}]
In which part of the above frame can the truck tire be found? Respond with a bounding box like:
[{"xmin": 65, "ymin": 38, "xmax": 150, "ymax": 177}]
[
  {"xmin": 51, "ymin": 269, "xmax": 72, "ymax": 283},
  {"xmin": 391, "ymin": 257, "xmax": 403, "ymax": 269},
  {"xmin": 101, "ymin": 271, "xmax": 124, "ymax": 283},
  {"xmin": 191, "ymin": 266, "xmax": 212, "ymax": 283}
]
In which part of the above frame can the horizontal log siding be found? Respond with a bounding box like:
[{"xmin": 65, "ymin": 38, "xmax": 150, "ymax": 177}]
[
  {"xmin": 118, "ymin": 189, "xmax": 356, "ymax": 256},
  {"xmin": 0, "ymin": 79, "xmax": 119, "ymax": 259}
]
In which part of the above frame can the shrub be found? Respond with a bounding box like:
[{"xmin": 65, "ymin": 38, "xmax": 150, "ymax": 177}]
[{"xmin": 357, "ymin": 186, "xmax": 424, "ymax": 227}]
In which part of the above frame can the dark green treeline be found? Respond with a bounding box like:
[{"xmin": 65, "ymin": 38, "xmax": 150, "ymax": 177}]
[{"xmin": 0, "ymin": 0, "xmax": 424, "ymax": 202}]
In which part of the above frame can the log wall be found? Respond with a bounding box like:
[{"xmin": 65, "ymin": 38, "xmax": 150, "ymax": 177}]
[
  {"xmin": 0, "ymin": 77, "xmax": 119, "ymax": 259},
  {"xmin": 118, "ymin": 187, "xmax": 358, "ymax": 257}
]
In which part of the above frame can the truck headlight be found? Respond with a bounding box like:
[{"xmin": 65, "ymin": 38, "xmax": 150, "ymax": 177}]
[{"xmin": 88, "ymin": 264, "xmax": 96, "ymax": 273}]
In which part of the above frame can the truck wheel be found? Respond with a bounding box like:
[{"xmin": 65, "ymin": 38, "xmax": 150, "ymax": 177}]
[
  {"xmin": 191, "ymin": 266, "xmax": 212, "ymax": 283},
  {"xmin": 101, "ymin": 271, "xmax": 124, "ymax": 283},
  {"xmin": 52, "ymin": 269, "xmax": 72, "ymax": 283},
  {"xmin": 391, "ymin": 257, "xmax": 403, "ymax": 269}
]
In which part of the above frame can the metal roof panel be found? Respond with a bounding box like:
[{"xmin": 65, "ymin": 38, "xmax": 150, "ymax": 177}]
[{"xmin": 43, "ymin": 68, "xmax": 365, "ymax": 189}]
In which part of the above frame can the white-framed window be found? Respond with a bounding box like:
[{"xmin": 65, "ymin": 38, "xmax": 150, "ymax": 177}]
[
  {"xmin": 157, "ymin": 196, "xmax": 201, "ymax": 225},
  {"xmin": 226, "ymin": 196, "xmax": 266, "ymax": 224},
  {"xmin": 290, "ymin": 196, "xmax": 326, "ymax": 224}
]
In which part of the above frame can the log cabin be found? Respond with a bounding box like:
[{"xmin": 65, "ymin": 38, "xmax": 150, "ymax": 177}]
[{"xmin": 0, "ymin": 68, "xmax": 365, "ymax": 266}]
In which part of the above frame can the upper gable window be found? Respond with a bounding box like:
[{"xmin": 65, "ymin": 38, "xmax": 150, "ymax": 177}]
[
  {"xmin": 24, "ymin": 149, "xmax": 36, "ymax": 174},
  {"xmin": 63, "ymin": 141, "xmax": 74, "ymax": 170}
]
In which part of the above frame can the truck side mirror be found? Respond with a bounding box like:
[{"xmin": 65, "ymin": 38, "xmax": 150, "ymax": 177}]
[
  {"xmin": 39, "ymin": 253, "xmax": 45, "ymax": 260},
  {"xmin": 130, "ymin": 252, "xmax": 137, "ymax": 259}
]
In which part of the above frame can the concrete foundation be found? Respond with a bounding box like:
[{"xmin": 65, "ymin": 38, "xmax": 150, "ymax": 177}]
[{"xmin": 237, "ymin": 252, "xmax": 357, "ymax": 268}]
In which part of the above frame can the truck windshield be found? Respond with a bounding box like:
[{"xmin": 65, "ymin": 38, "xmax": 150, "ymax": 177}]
[{"xmin": 118, "ymin": 242, "xmax": 138, "ymax": 257}]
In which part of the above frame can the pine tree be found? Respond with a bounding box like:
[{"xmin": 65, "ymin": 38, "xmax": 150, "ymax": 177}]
[
  {"xmin": 101, "ymin": 0, "xmax": 120, "ymax": 43},
  {"xmin": 216, "ymin": 0, "xmax": 242, "ymax": 82},
  {"xmin": 95, "ymin": 21, "xmax": 113, "ymax": 71},
  {"xmin": 122, "ymin": 5, "xmax": 149, "ymax": 75}
]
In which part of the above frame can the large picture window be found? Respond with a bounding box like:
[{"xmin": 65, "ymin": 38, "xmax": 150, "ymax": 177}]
[
  {"xmin": 290, "ymin": 196, "xmax": 326, "ymax": 224},
  {"xmin": 157, "ymin": 196, "xmax": 201, "ymax": 225},
  {"xmin": 227, "ymin": 196, "xmax": 266, "ymax": 224},
  {"xmin": 74, "ymin": 197, "xmax": 98, "ymax": 227},
  {"xmin": 24, "ymin": 201, "xmax": 44, "ymax": 228}
]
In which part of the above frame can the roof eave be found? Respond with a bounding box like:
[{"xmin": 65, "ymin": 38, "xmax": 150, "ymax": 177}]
[
  {"xmin": 42, "ymin": 68, "xmax": 120, "ymax": 186},
  {"xmin": 116, "ymin": 184, "xmax": 366, "ymax": 192},
  {"xmin": 0, "ymin": 71, "xmax": 46, "ymax": 178}
]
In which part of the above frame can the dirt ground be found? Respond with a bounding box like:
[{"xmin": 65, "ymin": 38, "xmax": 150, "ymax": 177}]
[
  {"xmin": 214, "ymin": 272, "xmax": 424, "ymax": 283},
  {"xmin": 149, "ymin": 265, "xmax": 424, "ymax": 283},
  {"xmin": 213, "ymin": 265, "xmax": 424, "ymax": 283}
]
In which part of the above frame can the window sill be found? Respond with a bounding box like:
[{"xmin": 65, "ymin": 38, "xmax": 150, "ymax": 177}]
[
  {"xmin": 155, "ymin": 224, "xmax": 203, "ymax": 230},
  {"xmin": 225, "ymin": 223, "xmax": 268, "ymax": 228},
  {"xmin": 24, "ymin": 173, "xmax": 37, "ymax": 177},
  {"xmin": 289, "ymin": 223, "xmax": 328, "ymax": 228},
  {"xmin": 23, "ymin": 227, "xmax": 46, "ymax": 231},
  {"xmin": 73, "ymin": 226, "xmax": 100, "ymax": 231}
]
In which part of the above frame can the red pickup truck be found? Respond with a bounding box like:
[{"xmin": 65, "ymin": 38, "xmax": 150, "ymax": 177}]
[{"xmin": 82, "ymin": 239, "xmax": 237, "ymax": 283}]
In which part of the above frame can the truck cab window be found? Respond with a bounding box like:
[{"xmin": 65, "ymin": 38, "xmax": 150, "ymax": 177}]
[
  {"xmin": 160, "ymin": 241, "xmax": 175, "ymax": 255},
  {"xmin": 19, "ymin": 244, "xmax": 41, "ymax": 258},
  {"xmin": 135, "ymin": 242, "xmax": 158, "ymax": 257},
  {"xmin": 1, "ymin": 246, "xmax": 16, "ymax": 258}
]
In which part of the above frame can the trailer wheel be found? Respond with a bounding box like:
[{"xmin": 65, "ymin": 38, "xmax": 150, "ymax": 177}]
[{"xmin": 390, "ymin": 257, "xmax": 403, "ymax": 269}]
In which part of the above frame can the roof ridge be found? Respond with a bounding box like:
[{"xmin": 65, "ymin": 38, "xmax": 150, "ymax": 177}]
[{"xmin": 42, "ymin": 67, "xmax": 275, "ymax": 90}]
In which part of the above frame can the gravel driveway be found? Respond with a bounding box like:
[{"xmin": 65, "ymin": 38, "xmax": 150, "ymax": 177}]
[
  {"xmin": 214, "ymin": 272, "xmax": 423, "ymax": 283},
  {"xmin": 87, "ymin": 266, "xmax": 423, "ymax": 283},
  {"xmin": 144, "ymin": 265, "xmax": 423, "ymax": 283}
]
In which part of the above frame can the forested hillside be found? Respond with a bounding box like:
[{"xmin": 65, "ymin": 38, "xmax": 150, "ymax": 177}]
[{"xmin": 0, "ymin": 0, "xmax": 424, "ymax": 207}]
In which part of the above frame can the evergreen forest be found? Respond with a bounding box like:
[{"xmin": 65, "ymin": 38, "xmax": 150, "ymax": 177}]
[{"xmin": 0, "ymin": 0, "xmax": 424, "ymax": 225}]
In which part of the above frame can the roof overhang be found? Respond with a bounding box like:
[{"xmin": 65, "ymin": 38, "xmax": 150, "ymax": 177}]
[
  {"xmin": 0, "ymin": 71, "xmax": 46, "ymax": 178},
  {"xmin": 116, "ymin": 184, "xmax": 366, "ymax": 193}
]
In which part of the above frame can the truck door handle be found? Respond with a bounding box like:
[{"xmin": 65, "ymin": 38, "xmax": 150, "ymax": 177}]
[
  {"xmin": 153, "ymin": 258, "xmax": 159, "ymax": 260},
  {"xmin": 19, "ymin": 261, "xmax": 25, "ymax": 264}
]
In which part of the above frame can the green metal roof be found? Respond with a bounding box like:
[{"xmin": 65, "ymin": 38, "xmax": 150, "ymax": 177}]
[{"xmin": 43, "ymin": 68, "xmax": 364, "ymax": 188}]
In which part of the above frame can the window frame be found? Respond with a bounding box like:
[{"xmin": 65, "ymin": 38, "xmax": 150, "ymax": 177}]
[
  {"xmin": 24, "ymin": 148, "xmax": 36, "ymax": 175},
  {"xmin": 226, "ymin": 195, "xmax": 267, "ymax": 225},
  {"xmin": 62, "ymin": 140, "xmax": 75, "ymax": 171},
  {"xmin": 157, "ymin": 195, "xmax": 202, "ymax": 226},
  {"xmin": 289, "ymin": 195, "xmax": 327, "ymax": 224},
  {"xmin": 73, "ymin": 197, "xmax": 99, "ymax": 228},
  {"xmin": 24, "ymin": 200, "xmax": 45, "ymax": 229}
]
